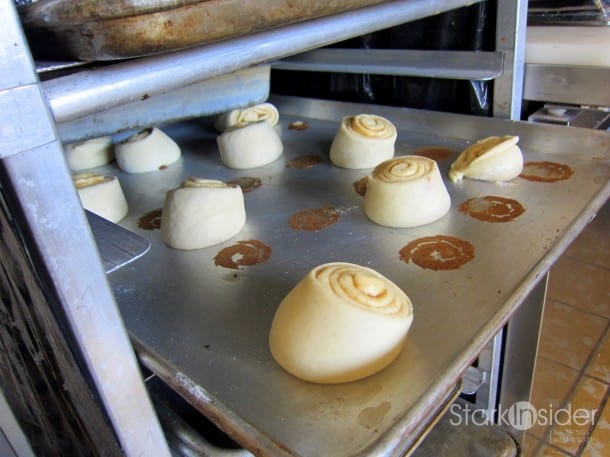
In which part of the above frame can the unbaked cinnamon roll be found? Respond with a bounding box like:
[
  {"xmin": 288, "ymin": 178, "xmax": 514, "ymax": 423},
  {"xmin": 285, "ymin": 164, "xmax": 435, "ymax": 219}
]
[
  {"xmin": 330, "ymin": 114, "xmax": 397, "ymax": 169},
  {"xmin": 217, "ymin": 121, "xmax": 283, "ymax": 169},
  {"xmin": 269, "ymin": 262, "xmax": 413, "ymax": 383},
  {"xmin": 214, "ymin": 102, "xmax": 280, "ymax": 132},
  {"xmin": 161, "ymin": 177, "xmax": 245, "ymax": 250},
  {"xmin": 115, "ymin": 127, "xmax": 181, "ymax": 174},
  {"xmin": 363, "ymin": 155, "xmax": 451, "ymax": 227},
  {"xmin": 73, "ymin": 173, "xmax": 128, "ymax": 223},
  {"xmin": 449, "ymin": 135, "xmax": 523, "ymax": 183},
  {"xmin": 64, "ymin": 136, "xmax": 114, "ymax": 171}
]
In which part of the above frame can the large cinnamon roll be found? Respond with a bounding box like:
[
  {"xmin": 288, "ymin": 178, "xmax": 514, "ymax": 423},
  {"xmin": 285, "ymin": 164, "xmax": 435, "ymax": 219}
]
[
  {"xmin": 73, "ymin": 173, "xmax": 128, "ymax": 223},
  {"xmin": 330, "ymin": 114, "xmax": 397, "ymax": 169},
  {"xmin": 449, "ymin": 135, "xmax": 523, "ymax": 183},
  {"xmin": 161, "ymin": 177, "xmax": 245, "ymax": 250},
  {"xmin": 363, "ymin": 156, "xmax": 451, "ymax": 227},
  {"xmin": 214, "ymin": 103, "xmax": 280, "ymax": 132},
  {"xmin": 269, "ymin": 262, "xmax": 413, "ymax": 384}
]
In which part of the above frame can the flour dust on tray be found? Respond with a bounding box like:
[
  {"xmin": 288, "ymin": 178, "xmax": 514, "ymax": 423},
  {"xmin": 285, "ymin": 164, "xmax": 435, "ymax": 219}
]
[
  {"xmin": 269, "ymin": 262, "xmax": 413, "ymax": 383},
  {"xmin": 161, "ymin": 177, "xmax": 245, "ymax": 250}
]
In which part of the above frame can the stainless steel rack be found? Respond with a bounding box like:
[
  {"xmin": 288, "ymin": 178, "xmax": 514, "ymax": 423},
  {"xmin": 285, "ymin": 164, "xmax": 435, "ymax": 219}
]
[{"xmin": 0, "ymin": 0, "xmax": 554, "ymax": 455}]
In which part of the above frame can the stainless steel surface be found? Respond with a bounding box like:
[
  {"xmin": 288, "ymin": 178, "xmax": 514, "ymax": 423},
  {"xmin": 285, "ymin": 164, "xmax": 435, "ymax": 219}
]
[
  {"xmin": 1, "ymin": 2, "xmax": 171, "ymax": 454},
  {"xmin": 273, "ymin": 49, "xmax": 504, "ymax": 80},
  {"xmin": 106, "ymin": 96, "xmax": 610, "ymax": 456},
  {"xmin": 87, "ymin": 211, "xmax": 151, "ymax": 274},
  {"xmin": 56, "ymin": 66, "xmax": 270, "ymax": 144},
  {"xmin": 41, "ymin": 0, "xmax": 484, "ymax": 124},
  {"xmin": 528, "ymin": 104, "xmax": 610, "ymax": 130},
  {"xmin": 461, "ymin": 367, "xmax": 485, "ymax": 396},
  {"xmin": 523, "ymin": 64, "xmax": 610, "ymax": 107},
  {"xmin": 410, "ymin": 400, "xmax": 518, "ymax": 457},
  {"xmin": 493, "ymin": 0, "xmax": 527, "ymax": 119},
  {"xmin": 499, "ymin": 276, "xmax": 547, "ymax": 444},
  {"xmin": 475, "ymin": 330, "xmax": 504, "ymax": 421}
]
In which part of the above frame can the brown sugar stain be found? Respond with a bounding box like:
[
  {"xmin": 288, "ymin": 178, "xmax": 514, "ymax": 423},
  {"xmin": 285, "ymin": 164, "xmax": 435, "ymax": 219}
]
[
  {"xmin": 353, "ymin": 177, "xmax": 368, "ymax": 197},
  {"xmin": 520, "ymin": 161, "xmax": 574, "ymax": 182},
  {"xmin": 358, "ymin": 402, "xmax": 391, "ymax": 430},
  {"xmin": 399, "ymin": 235, "xmax": 475, "ymax": 271},
  {"xmin": 286, "ymin": 154, "xmax": 322, "ymax": 169},
  {"xmin": 138, "ymin": 208, "xmax": 163, "ymax": 230},
  {"xmin": 288, "ymin": 206, "xmax": 340, "ymax": 231},
  {"xmin": 214, "ymin": 239, "xmax": 272, "ymax": 270},
  {"xmin": 459, "ymin": 196, "xmax": 525, "ymax": 222},
  {"xmin": 227, "ymin": 176, "xmax": 262, "ymax": 193},
  {"xmin": 288, "ymin": 120, "xmax": 309, "ymax": 131},
  {"xmin": 413, "ymin": 146, "xmax": 453, "ymax": 161}
]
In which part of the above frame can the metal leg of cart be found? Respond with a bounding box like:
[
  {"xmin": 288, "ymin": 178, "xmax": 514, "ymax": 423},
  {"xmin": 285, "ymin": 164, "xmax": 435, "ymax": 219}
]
[{"xmin": 0, "ymin": 1, "xmax": 170, "ymax": 455}]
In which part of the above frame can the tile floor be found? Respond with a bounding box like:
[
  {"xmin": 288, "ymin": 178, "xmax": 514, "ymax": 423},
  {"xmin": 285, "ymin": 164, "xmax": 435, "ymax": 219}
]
[{"xmin": 522, "ymin": 200, "xmax": 610, "ymax": 457}]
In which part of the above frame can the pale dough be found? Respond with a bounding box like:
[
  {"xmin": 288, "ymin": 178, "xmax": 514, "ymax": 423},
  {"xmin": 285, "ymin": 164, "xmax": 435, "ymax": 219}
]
[
  {"xmin": 330, "ymin": 114, "xmax": 397, "ymax": 169},
  {"xmin": 449, "ymin": 135, "xmax": 523, "ymax": 183},
  {"xmin": 363, "ymin": 155, "xmax": 451, "ymax": 228},
  {"xmin": 161, "ymin": 177, "xmax": 246, "ymax": 250},
  {"xmin": 217, "ymin": 121, "xmax": 283, "ymax": 169},
  {"xmin": 115, "ymin": 127, "xmax": 181, "ymax": 174},
  {"xmin": 214, "ymin": 102, "xmax": 280, "ymax": 131},
  {"xmin": 73, "ymin": 173, "xmax": 128, "ymax": 223},
  {"xmin": 269, "ymin": 262, "xmax": 413, "ymax": 384},
  {"xmin": 65, "ymin": 136, "xmax": 114, "ymax": 171}
]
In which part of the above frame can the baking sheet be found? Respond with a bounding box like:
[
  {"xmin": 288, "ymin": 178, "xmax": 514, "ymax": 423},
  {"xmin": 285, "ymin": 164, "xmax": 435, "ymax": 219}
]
[
  {"xmin": 20, "ymin": 0, "xmax": 391, "ymax": 60},
  {"xmin": 104, "ymin": 96, "xmax": 609, "ymax": 456}
]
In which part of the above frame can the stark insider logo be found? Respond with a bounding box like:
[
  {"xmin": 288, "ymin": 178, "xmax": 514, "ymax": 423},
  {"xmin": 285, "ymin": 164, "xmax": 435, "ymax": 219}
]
[{"xmin": 450, "ymin": 401, "xmax": 597, "ymax": 431}]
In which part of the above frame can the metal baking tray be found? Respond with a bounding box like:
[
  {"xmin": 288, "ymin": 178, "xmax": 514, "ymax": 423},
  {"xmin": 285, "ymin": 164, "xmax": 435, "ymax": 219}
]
[
  {"xmin": 20, "ymin": 0, "xmax": 390, "ymax": 61},
  {"xmin": 104, "ymin": 96, "xmax": 609, "ymax": 456}
]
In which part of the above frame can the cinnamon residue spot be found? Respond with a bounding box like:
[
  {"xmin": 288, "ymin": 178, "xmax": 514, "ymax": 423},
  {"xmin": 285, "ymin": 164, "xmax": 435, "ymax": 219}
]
[
  {"xmin": 459, "ymin": 196, "xmax": 525, "ymax": 222},
  {"xmin": 159, "ymin": 164, "xmax": 168, "ymax": 170},
  {"xmin": 520, "ymin": 161, "xmax": 574, "ymax": 183},
  {"xmin": 227, "ymin": 176, "xmax": 262, "ymax": 193},
  {"xmin": 287, "ymin": 154, "xmax": 322, "ymax": 169},
  {"xmin": 138, "ymin": 208, "xmax": 163, "ymax": 230},
  {"xmin": 399, "ymin": 235, "xmax": 475, "ymax": 271},
  {"xmin": 214, "ymin": 239, "xmax": 272, "ymax": 270},
  {"xmin": 288, "ymin": 206, "xmax": 340, "ymax": 231},
  {"xmin": 288, "ymin": 120, "xmax": 309, "ymax": 131},
  {"xmin": 413, "ymin": 146, "xmax": 453, "ymax": 161},
  {"xmin": 353, "ymin": 177, "xmax": 368, "ymax": 197}
]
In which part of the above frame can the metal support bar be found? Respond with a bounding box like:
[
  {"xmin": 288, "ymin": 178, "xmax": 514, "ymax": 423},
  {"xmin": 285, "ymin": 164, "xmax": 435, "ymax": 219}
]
[
  {"xmin": 493, "ymin": 0, "xmax": 528, "ymax": 119},
  {"xmin": 0, "ymin": 1, "xmax": 170, "ymax": 455},
  {"xmin": 273, "ymin": 49, "xmax": 504, "ymax": 80},
  {"xmin": 41, "ymin": 0, "xmax": 484, "ymax": 123}
]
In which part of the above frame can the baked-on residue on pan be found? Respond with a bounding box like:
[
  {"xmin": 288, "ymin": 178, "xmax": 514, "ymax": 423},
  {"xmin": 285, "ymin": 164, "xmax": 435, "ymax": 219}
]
[
  {"xmin": 288, "ymin": 206, "xmax": 340, "ymax": 231},
  {"xmin": 138, "ymin": 208, "xmax": 163, "ymax": 230},
  {"xmin": 353, "ymin": 177, "xmax": 368, "ymax": 196},
  {"xmin": 459, "ymin": 196, "xmax": 525, "ymax": 223},
  {"xmin": 520, "ymin": 161, "xmax": 574, "ymax": 183},
  {"xmin": 214, "ymin": 240, "xmax": 272, "ymax": 270},
  {"xmin": 399, "ymin": 235, "xmax": 475, "ymax": 271},
  {"xmin": 413, "ymin": 146, "xmax": 453, "ymax": 161},
  {"xmin": 286, "ymin": 155, "xmax": 322, "ymax": 169},
  {"xmin": 227, "ymin": 176, "xmax": 262, "ymax": 193}
]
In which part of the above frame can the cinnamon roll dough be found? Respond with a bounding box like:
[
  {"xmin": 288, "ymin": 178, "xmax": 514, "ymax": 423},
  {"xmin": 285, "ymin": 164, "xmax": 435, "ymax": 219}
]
[
  {"xmin": 449, "ymin": 135, "xmax": 523, "ymax": 183},
  {"xmin": 65, "ymin": 136, "xmax": 114, "ymax": 171},
  {"xmin": 214, "ymin": 102, "xmax": 280, "ymax": 132},
  {"xmin": 269, "ymin": 262, "xmax": 413, "ymax": 384},
  {"xmin": 161, "ymin": 177, "xmax": 245, "ymax": 250},
  {"xmin": 73, "ymin": 173, "xmax": 128, "ymax": 223},
  {"xmin": 363, "ymin": 156, "xmax": 451, "ymax": 228},
  {"xmin": 330, "ymin": 114, "xmax": 397, "ymax": 169},
  {"xmin": 217, "ymin": 121, "xmax": 283, "ymax": 169},
  {"xmin": 115, "ymin": 127, "xmax": 181, "ymax": 174}
]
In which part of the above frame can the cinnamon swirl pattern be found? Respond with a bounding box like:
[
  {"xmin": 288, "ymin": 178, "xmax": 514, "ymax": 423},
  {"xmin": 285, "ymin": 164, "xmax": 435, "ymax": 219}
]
[
  {"xmin": 399, "ymin": 235, "xmax": 475, "ymax": 271},
  {"xmin": 330, "ymin": 114, "xmax": 397, "ymax": 169},
  {"xmin": 214, "ymin": 102, "xmax": 280, "ymax": 131},
  {"xmin": 363, "ymin": 156, "xmax": 451, "ymax": 228},
  {"xmin": 269, "ymin": 262, "xmax": 413, "ymax": 383}
]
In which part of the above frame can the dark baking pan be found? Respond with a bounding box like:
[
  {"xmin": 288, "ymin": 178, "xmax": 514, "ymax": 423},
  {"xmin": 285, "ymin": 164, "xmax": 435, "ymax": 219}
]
[{"xmin": 19, "ymin": 0, "xmax": 390, "ymax": 61}]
